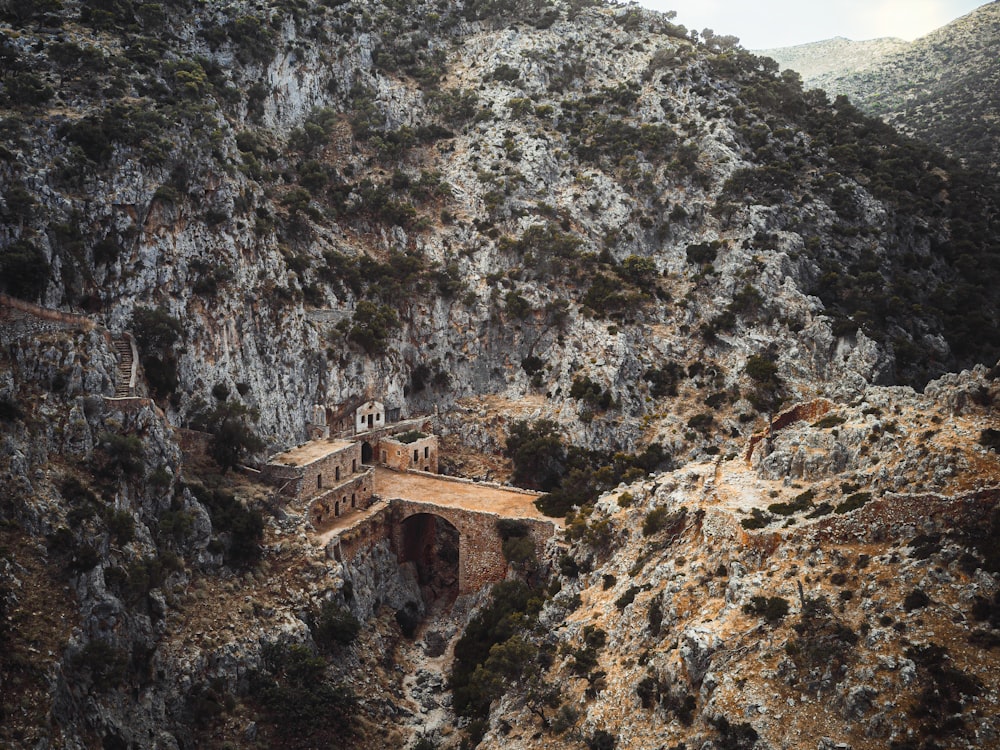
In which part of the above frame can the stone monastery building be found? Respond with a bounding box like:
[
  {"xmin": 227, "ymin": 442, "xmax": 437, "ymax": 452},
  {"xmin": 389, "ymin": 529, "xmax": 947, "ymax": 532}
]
[{"xmin": 262, "ymin": 399, "xmax": 439, "ymax": 528}]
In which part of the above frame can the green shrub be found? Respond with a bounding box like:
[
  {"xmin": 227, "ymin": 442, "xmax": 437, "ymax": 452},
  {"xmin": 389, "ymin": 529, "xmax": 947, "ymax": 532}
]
[
  {"xmin": 768, "ymin": 489, "xmax": 815, "ymax": 516},
  {"xmin": 521, "ymin": 355, "xmax": 544, "ymax": 375},
  {"xmin": 504, "ymin": 290, "xmax": 533, "ymax": 319},
  {"xmin": 740, "ymin": 507, "xmax": 772, "ymax": 529},
  {"xmin": 835, "ymin": 492, "xmax": 871, "ymax": 514},
  {"xmin": 648, "ymin": 596, "xmax": 663, "ymax": 636},
  {"xmin": 451, "ymin": 580, "xmax": 546, "ymax": 722},
  {"xmin": 132, "ymin": 306, "xmax": 182, "ymax": 399},
  {"xmin": 105, "ymin": 510, "xmax": 135, "ymax": 545},
  {"xmin": 743, "ymin": 595, "xmax": 789, "ymax": 624},
  {"xmin": 508, "ymin": 420, "xmax": 566, "ymax": 492},
  {"xmin": 615, "ymin": 585, "xmax": 641, "ymax": 610},
  {"xmin": 643, "ymin": 362, "xmax": 684, "ymax": 397},
  {"xmin": 686, "ymin": 241, "xmax": 720, "ymax": 266},
  {"xmin": 251, "ymin": 643, "xmax": 357, "ymax": 746},
  {"xmin": 348, "ymin": 301, "xmax": 399, "ymax": 355},
  {"xmin": 0, "ymin": 239, "xmax": 50, "ymax": 301},
  {"xmin": 70, "ymin": 639, "xmax": 127, "ymax": 691},
  {"xmin": 569, "ymin": 375, "xmax": 613, "ymax": 411},
  {"xmin": 227, "ymin": 15, "xmax": 277, "ymax": 65},
  {"xmin": 710, "ymin": 716, "xmax": 759, "ymax": 750},
  {"xmin": 190, "ymin": 400, "xmax": 265, "ymax": 472},
  {"xmin": 903, "ymin": 588, "xmax": 930, "ymax": 612},
  {"xmin": 642, "ymin": 507, "xmax": 669, "ymax": 536},
  {"xmin": 312, "ymin": 601, "xmax": 360, "ymax": 650},
  {"xmin": 979, "ymin": 428, "xmax": 1000, "ymax": 452},
  {"xmin": 3, "ymin": 71, "xmax": 54, "ymax": 107},
  {"xmin": 98, "ymin": 432, "xmax": 145, "ymax": 478},
  {"xmin": 686, "ymin": 412, "xmax": 714, "ymax": 432},
  {"xmin": 806, "ymin": 502, "xmax": 834, "ymax": 518},
  {"xmin": 188, "ymin": 484, "xmax": 263, "ymax": 567},
  {"xmin": 586, "ymin": 729, "xmax": 617, "ymax": 750}
]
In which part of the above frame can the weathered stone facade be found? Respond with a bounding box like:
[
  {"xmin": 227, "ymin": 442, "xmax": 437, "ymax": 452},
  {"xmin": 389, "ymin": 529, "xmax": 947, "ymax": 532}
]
[
  {"xmin": 264, "ymin": 398, "xmax": 446, "ymax": 529},
  {"xmin": 325, "ymin": 497, "xmax": 556, "ymax": 595},
  {"xmin": 308, "ymin": 470, "xmax": 375, "ymax": 527},
  {"xmin": 261, "ymin": 438, "xmax": 375, "ymax": 524},
  {"xmin": 380, "ymin": 433, "xmax": 439, "ymax": 474},
  {"xmin": 390, "ymin": 499, "xmax": 553, "ymax": 594},
  {"xmin": 355, "ymin": 400, "xmax": 386, "ymax": 433}
]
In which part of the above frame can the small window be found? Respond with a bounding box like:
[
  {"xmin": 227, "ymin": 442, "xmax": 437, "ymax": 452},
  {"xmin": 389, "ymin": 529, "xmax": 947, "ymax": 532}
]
[
  {"xmin": 413, "ymin": 449, "xmax": 419, "ymax": 463},
  {"xmin": 335, "ymin": 467, "xmax": 340, "ymax": 481},
  {"xmin": 317, "ymin": 475, "xmax": 322, "ymax": 489},
  {"xmin": 376, "ymin": 414, "xmax": 381, "ymax": 422},
  {"xmin": 352, "ymin": 458, "xmax": 356, "ymax": 472},
  {"xmin": 351, "ymin": 494, "xmax": 356, "ymax": 508},
  {"xmin": 424, "ymin": 446, "xmax": 429, "ymax": 459},
  {"xmin": 334, "ymin": 501, "xmax": 340, "ymax": 516}
]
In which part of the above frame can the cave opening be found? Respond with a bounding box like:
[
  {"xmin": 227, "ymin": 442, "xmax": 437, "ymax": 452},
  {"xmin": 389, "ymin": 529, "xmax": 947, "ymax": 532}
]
[{"xmin": 398, "ymin": 513, "xmax": 460, "ymax": 609}]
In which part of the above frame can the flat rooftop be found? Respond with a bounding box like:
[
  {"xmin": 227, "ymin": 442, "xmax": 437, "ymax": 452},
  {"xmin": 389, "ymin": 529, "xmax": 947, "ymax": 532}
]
[{"xmin": 268, "ymin": 438, "xmax": 356, "ymax": 467}]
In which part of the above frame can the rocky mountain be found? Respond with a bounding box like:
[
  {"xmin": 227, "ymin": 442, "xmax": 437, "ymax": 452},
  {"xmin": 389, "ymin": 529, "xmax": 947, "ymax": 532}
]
[
  {"xmin": 755, "ymin": 36, "xmax": 909, "ymax": 81},
  {"xmin": 761, "ymin": 1, "xmax": 1000, "ymax": 176},
  {"xmin": 2, "ymin": 0, "xmax": 1000, "ymax": 748}
]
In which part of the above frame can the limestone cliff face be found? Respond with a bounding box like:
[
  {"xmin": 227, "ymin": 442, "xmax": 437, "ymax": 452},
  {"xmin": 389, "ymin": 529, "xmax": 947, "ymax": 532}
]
[
  {"xmin": 4, "ymin": 0, "xmax": 999, "ymax": 459},
  {"xmin": 3, "ymin": 1, "xmax": 1000, "ymax": 748}
]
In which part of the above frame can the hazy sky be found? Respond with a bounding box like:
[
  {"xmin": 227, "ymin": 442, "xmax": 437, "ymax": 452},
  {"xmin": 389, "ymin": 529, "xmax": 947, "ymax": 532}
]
[{"xmin": 636, "ymin": 0, "xmax": 991, "ymax": 49}]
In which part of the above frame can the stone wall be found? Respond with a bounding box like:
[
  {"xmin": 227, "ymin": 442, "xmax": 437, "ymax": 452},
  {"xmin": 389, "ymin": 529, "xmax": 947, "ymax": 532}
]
[
  {"xmin": 308, "ymin": 469, "xmax": 375, "ymax": 526},
  {"xmin": 745, "ymin": 398, "xmax": 834, "ymax": 461},
  {"xmin": 355, "ymin": 400, "xmax": 385, "ymax": 433},
  {"xmin": 262, "ymin": 442, "xmax": 369, "ymax": 506},
  {"xmin": 326, "ymin": 504, "xmax": 393, "ymax": 563},
  {"xmin": 260, "ymin": 463, "xmax": 305, "ymax": 497},
  {"xmin": 380, "ymin": 434, "xmax": 439, "ymax": 474},
  {"xmin": 389, "ymin": 499, "xmax": 556, "ymax": 594},
  {"xmin": 300, "ymin": 443, "xmax": 365, "ymax": 503}
]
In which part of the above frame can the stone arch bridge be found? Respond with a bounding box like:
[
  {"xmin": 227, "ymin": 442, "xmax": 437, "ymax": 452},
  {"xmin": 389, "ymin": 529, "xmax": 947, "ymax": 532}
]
[{"xmin": 324, "ymin": 469, "xmax": 558, "ymax": 595}]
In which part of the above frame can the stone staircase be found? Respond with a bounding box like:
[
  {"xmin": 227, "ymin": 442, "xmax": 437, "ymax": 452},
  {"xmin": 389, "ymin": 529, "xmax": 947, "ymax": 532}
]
[{"xmin": 112, "ymin": 334, "xmax": 135, "ymax": 397}]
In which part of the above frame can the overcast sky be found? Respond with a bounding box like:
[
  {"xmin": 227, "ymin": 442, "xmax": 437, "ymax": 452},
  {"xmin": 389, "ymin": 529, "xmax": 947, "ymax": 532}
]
[{"xmin": 635, "ymin": 0, "xmax": 991, "ymax": 49}]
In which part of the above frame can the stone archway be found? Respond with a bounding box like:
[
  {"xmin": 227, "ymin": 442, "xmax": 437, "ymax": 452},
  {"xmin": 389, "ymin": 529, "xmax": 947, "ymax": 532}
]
[
  {"xmin": 398, "ymin": 512, "xmax": 460, "ymax": 605},
  {"xmin": 361, "ymin": 441, "xmax": 373, "ymax": 464}
]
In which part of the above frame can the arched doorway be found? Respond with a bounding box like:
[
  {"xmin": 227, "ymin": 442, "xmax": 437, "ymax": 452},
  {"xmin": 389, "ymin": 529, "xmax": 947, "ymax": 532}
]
[
  {"xmin": 398, "ymin": 513, "xmax": 460, "ymax": 605},
  {"xmin": 361, "ymin": 441, "xmax": 373, "ymax": 464}
]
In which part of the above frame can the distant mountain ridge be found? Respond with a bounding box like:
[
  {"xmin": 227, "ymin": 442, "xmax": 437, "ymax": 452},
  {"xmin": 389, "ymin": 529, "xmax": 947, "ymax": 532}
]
[
  {"xmin": 761, "ymin": 1, "xmax": 1000, "ymax": 176},
  {"xmin": 755, "ymin": 36, "xmax": 909, "ymax": 81}
]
